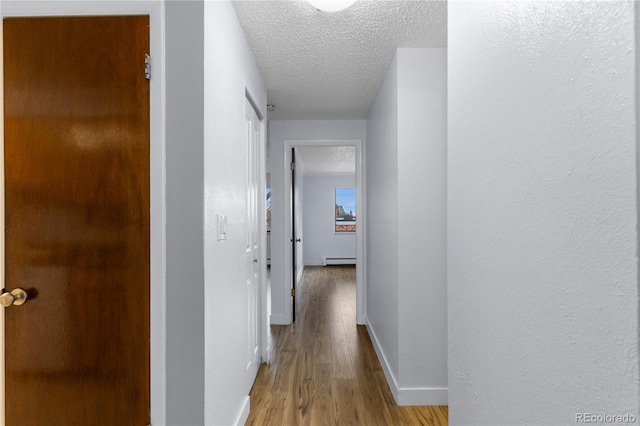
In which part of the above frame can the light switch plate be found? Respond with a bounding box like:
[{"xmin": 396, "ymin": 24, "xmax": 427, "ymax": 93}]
[{"xmin": 217, "ymin": 214, "xmax": 227, "ymax": 241}]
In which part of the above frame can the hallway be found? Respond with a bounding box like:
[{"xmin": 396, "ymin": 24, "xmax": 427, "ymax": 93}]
[{"xmin": 246, "ymin": 266, "xmax": 448, "ymax": 425}]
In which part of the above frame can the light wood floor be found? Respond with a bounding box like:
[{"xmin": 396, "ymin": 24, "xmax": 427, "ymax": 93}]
[{"xmin": 246, "ymin": 265, "xmax": 448, "ymax": 425}]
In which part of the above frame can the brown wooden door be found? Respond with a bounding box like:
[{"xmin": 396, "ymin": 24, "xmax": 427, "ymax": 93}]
[{"xmin": 3, "ymin": 16, "xmax": 150, "ymax": 425}]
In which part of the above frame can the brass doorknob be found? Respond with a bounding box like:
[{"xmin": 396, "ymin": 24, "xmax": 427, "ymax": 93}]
[{"xmin": 0, "ymin": 288, "xmax": 28, "ymax": 307}]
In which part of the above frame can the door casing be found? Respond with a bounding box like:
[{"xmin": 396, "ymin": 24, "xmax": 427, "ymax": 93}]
[
  {"xmin": 0, "ymin": 2, "xmax": 166, "ymax": 424},
  {"xmin": 290, "ymin": 147, "xmax": 298, "ymax": 322},
  {"xmin": 282, "ymin": 139, "xmax": 366, "ymax": 325},
  {"xmin": 244, "ymin": 95, "xmax": 263, "ymax": 380}
]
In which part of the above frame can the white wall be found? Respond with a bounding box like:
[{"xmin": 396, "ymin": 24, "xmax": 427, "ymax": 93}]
[
  {"xmin": 303, "ymin": 175, "xmax": 357, "ymax": 265},
  {"xmin": 165, "ymin": 2, "xmax": 205, "ymax": 424},
  {"xmin": 204, "ymin": 1, "xmax": 266, "ymax": 425},
  {"xmin": 448, "ymin": 2, "xmax": 640, "ymax": 424},
  {"xmin": 365, "ymin": 48, "xmax": 447, "ymax": 405},
  {"xmin": 366, "ymin": 54, "xmax": 399, "ymax": 385},
  {"xmin": 397, "ymin": 48, "xmax": 447, "ymax": 399},
  {"xmin": 269, "ymin": 120, "xmax": 365, "ymax": 324}
]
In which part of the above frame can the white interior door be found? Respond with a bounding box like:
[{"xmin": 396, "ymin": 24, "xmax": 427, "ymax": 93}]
[{"xmin": 245, "ymin": 98, "xmax": 261, "ymax": 385}]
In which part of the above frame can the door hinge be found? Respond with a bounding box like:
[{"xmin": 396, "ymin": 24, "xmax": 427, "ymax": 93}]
[
  {"xmin": 145, "ymin": 54, "xmax": 151, "ymax": 80},
  {"xmin": 290, "ymin": 162, "xmax": 295, "ymax": 171},
  {"xmin": 291, "ymin": 288, "xmax": 295, "ymax": 297}
]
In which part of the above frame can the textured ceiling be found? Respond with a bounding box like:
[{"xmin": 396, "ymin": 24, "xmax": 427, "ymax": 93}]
[
  {"xmin": 297, "ymin": 146, "xmax": 356, "ymax": 174},
  {"xmin": 232, "ymin": 0, "xmax": 447, "ymax": 120}
]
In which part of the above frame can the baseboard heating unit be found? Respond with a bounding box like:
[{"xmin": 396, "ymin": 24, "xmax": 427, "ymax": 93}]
[{"xmin": 322, "ymin": 257, "xmax": 356, "ymax": 266}]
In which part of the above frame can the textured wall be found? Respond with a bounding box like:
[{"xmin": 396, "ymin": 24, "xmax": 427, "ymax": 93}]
[
  {"xmin": 365, "ymin": 54, "xmax": 400, "ymax": 384},
  {"xmin": 396, "ymin": 48, "xmax": 447, "ymax": 401},
  {"xmin": 302, "ymin": 175, "xmax": 357, "ymax": 265},
  {"xmin": 203, "ymin": 1, "xmax": 267, "ymax": 425},
  {"xmin": 165, "ymin": 2, "xmax": 205, "ymax": 424},
  {"xmin": 448, "ymin": 2, "xmax": 640, "ymax": 424},
  {"xmin": 366, "ymin": 49, "xmax": 447, "ymax": 405}
]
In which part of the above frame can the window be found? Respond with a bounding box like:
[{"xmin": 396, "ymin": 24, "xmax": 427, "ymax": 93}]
[
  {"xmin": 266, "ymin": 188, "xmax": 271, "ymax": 232},
  {"xmin": 335, "ymin": 187, "xmax": 356, "ymax": 233}
]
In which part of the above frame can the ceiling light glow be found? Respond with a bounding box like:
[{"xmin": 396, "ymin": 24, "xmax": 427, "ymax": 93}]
[{"xmin": 306, "ymin": 0, "xmax": 357, "ymax": 13}]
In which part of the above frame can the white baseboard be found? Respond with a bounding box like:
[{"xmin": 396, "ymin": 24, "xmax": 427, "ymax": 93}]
[
  {"xmin": 305, "ymin": 260, "xmax": 324, "ymax": 266},
  {"xmin": 270, "ymin": 313, "xmax": 287, "ymax": 325},
  {"xmin": 234, "ymin": 395, "xmax": 250, "ymax": 426},
  {"xmin": 365, "ymin": 319, "xmax": 448, "ymax": 406},
  {"xmin": 397, "ymin": 387, "xmax": 448, "ymax": 406},
  {"xmin": 366, "ymin": 319, "xmax": 401, "ymax": 402}
]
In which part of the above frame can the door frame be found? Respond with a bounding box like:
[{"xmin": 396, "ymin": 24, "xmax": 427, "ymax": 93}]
[
  {"xmin": 283, "ymin": 139, "xmax": 366, "ymax": 324},
  {"xmin": 0, "ymin": 2, "xmax": 166, "ymax": 425},
  {"xmin": 247, "ymin": 91, "xmax": 269, "ymax": 366},
  {"xmin": 245, "ymin": 91, "xmax": 267, "ymax": 373},
  {"xmin": 290, "ymin": 147, "xmax": 297, "ymax": 322}
]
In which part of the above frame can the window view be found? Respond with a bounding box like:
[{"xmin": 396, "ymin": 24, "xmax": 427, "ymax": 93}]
[
  {"xmin": 335, "ymin": 187, "xmax": 356, "ymax": 233},
  {"xmin": 266, "ymin": 188, "xmax": 271, "ymax": 232}
]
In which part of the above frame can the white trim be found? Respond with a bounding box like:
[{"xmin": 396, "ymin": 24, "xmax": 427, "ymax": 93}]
[
  {"xmin": 366, "ymin": 319, "xmax": 448, "ymax": 406},
  {"xmin": 366, "ymin": 319, "xmax": 400, "ymax": 403},
  {"xmin": 234, "ymin": 396, "xmax": 251, "ymax": 426},
  {"xmin": 151, "ymin": 5, "xmax": 167, "ymax": 424},
  {"xmin": 0, "ymin": 3, "xmax": 167, "ymax": 425},
  {"xmin": 0, "ymin": 22, "xmax": 6, "ymax": 426},
  {"xmin": 257, "ymin": 99, "xmax": 269, "ymax": 365},
  {"xmin": 283, "ymin": 139, "xmax": 365, "ymax": 325},
  {"xmin": 397, "ymin": 387, "xmax": 448, "ymax": 406},
  {"xmin": 297, "ymin": 264, "xmax": 305, "ymax": 285},
  {"xmin": 270, "ymin": 313, "xmax": 288, "ymax": 325}
]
